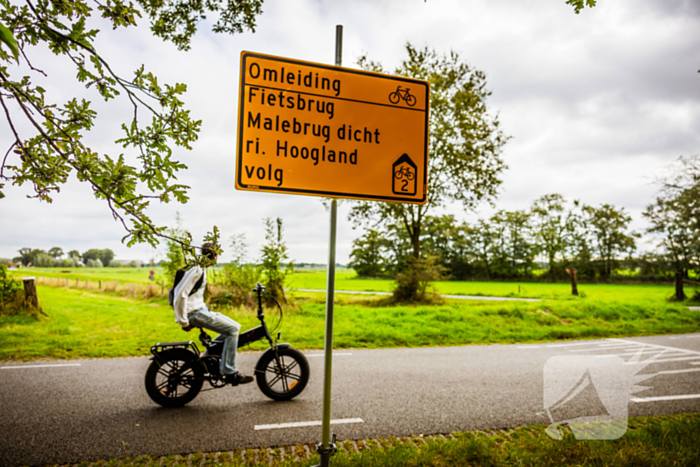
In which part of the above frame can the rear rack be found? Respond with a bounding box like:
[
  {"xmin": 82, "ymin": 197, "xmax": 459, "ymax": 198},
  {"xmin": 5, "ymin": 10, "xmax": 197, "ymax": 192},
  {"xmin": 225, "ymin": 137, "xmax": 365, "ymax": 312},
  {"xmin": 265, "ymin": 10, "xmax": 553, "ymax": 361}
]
[{"xmin": 150, "ymin": 340, "xmax": 200, "ymax": 356}]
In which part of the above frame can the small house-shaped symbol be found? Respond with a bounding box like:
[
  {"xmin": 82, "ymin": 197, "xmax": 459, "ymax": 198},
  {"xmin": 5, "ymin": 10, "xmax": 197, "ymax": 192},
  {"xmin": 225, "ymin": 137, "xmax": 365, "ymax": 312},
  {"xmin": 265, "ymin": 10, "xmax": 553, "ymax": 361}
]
[{"xmin": 392, "ymin": 153, "xmax": 417, "ymax": 196}]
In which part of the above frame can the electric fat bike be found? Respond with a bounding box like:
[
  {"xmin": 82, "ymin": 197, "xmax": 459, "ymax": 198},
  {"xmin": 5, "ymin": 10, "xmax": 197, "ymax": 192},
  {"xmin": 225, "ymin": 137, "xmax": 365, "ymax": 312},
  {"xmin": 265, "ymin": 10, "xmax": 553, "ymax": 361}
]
[{"xmin": 145, "ymin": 283, "xmax": 309, "ymax": 407}]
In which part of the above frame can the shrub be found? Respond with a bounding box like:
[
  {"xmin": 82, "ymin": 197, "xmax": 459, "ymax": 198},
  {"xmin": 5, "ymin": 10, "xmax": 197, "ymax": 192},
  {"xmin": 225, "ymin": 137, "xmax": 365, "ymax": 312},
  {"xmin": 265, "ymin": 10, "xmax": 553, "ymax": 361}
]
[
  {"xmin": 208, "ymin": 263, "xmax": 263, "ymax": 309},
  {"xmin": 207, "ymin": 234, "xmax": 263, "ymax": 309},
  {"xmin": 260, "ymin": 218, "xmax": 293, "ymax": 305},
  {"xmin": 392, "ymin": 255, "xmax": 445, "ymax": 304},
  {"xmin": 0, "ymin": 265, "xmax": 34, "ymax": 316}
]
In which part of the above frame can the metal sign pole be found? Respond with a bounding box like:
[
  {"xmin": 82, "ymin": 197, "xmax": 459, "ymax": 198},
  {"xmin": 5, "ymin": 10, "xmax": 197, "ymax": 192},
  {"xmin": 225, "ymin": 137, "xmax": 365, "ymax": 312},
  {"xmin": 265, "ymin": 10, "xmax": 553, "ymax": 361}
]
[{"xmin": 313, "ymin": 24, "xmax": 342, "ymax": 467}]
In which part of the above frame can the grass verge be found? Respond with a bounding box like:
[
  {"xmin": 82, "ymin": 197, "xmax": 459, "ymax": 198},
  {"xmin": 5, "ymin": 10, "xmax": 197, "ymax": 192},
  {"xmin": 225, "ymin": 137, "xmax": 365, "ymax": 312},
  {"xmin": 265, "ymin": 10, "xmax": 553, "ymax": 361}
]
[
  {"xmin": 50, "ymin": 413, "xmax": 700, "ymax": 466},
  {"xmin": 1, "ymin": 285, "xmax": 699, "ymax": 360}
]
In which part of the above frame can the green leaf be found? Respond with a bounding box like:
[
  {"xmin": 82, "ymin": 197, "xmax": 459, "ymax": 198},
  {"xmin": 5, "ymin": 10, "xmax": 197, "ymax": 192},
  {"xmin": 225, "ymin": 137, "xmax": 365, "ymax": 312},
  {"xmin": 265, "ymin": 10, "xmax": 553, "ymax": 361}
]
[{"xmin": 0, "ymin": 22, "xmax": 19, "ymax": 61}]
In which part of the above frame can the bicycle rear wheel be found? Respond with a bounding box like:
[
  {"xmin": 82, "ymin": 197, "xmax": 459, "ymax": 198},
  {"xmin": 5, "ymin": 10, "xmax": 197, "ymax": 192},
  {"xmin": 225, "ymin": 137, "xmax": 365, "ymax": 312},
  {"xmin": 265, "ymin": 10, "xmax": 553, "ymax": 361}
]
[{"xmin": 145, "ymin": 349, "xmax": 203, "ymax": 407}]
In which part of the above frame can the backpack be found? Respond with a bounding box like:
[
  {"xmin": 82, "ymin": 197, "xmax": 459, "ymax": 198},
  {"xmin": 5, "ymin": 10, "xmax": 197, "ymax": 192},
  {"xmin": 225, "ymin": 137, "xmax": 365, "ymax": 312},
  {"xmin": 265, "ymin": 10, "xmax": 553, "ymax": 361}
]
[{"xmin": 168, "ymin": 266, "xmax": 204, "ymax": 307}]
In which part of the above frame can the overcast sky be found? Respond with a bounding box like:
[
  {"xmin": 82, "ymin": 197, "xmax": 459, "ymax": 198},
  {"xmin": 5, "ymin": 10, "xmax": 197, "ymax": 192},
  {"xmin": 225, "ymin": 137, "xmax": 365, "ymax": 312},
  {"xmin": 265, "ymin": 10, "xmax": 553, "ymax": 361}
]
[{"xmin": 1, "ymin": 0, "xmax": 699, "ymax": 265}]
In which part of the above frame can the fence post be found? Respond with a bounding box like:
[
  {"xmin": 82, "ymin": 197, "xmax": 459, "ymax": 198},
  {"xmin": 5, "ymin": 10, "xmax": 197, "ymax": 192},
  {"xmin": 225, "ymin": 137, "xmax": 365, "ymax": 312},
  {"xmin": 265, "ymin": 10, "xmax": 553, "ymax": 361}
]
[
  {"xmin": 130, "ymin": 284, "xmax": 134, "ymax": 295},
  {"xmin": 99, "ymin": 280, "xmax": 102, "ymax": 290},
  {"xmin": 675, "ymin": 271, "xmax": 686, "ymax": 301},
  {"xmin": 22, "ymin": 277, "xmax": 39, "ymax": 309},
  {"xmin": 76, "ymin": 278, "xmax": 79, "ymax": 287},
  {"xmin": 86, "ymin": 279, "xmax": 89, "ymax": 289}
]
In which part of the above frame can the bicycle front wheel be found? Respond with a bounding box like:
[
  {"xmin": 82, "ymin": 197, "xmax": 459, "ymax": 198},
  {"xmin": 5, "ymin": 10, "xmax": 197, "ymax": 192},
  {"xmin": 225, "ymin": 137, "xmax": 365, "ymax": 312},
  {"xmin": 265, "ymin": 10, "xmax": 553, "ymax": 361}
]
[
  {"xmin": 255, "ymin": 347, "xmax": 310, "ymax": 401},
  {"xmin": 388, "ymin": 92, "xmax": 400, "ymax": 104}
]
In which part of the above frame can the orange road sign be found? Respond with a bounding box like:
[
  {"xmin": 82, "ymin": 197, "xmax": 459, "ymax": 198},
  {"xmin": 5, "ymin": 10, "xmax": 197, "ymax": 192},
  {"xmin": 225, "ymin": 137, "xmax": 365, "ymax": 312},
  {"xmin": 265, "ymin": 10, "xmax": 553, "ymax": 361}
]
[{"xmin": 236, "ymin": 51, "xmax": 429, "ymax": 204}]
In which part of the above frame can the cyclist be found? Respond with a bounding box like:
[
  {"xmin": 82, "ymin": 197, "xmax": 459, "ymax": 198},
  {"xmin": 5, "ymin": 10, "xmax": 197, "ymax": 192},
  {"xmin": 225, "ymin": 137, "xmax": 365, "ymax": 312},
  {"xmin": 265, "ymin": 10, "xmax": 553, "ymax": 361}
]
[{"xmin": 172, "ymin": 242, "xmax": 254, "ymax": 386}]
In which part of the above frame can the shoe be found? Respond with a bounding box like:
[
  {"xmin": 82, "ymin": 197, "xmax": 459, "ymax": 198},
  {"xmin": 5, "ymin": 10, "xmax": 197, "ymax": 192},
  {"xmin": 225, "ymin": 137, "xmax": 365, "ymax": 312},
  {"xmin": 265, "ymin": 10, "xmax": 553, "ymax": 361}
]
[{"xmin": 225, "ymin": 372, "xmax": 254, "ymax": 386}]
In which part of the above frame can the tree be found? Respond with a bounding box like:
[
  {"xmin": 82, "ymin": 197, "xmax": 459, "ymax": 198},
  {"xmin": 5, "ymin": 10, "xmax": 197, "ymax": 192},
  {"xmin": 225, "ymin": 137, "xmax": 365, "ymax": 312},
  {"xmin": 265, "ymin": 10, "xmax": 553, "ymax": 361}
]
[
  {"xmin": 48, "ymin": 246, "xmax": 63, "ymax": 259},
  {"xmin": 584, "ymin": 204, "xmax": 638, "ymax": 277},
  {"xmin": 1, "ymin": 0, "xmax": 261, "ymax": 260},
  {"xmin": 530, "ymin": 194, "xmax": 568, "ymax": 277},
  {"xmin": 348, "ymin": 229, "xmax": 392, "ymax": 278},
  {"xmin": 470, "ymin": 219, "xmax": 497, "ymax": 279},
  {"xmin": 17, "ymin": 247, "xmax": 32, "ymax": 265},
  {"xmin": 564, "ymin": 200, "xmax": 596, "ymax": 279},
  {"xmin": 566, "ymin": 0, "xmax": 597, "ymax": 14},
  {"xmin": 350, "ymin": 45, "xmax": 508, "ymax": 298},
  {"xmin": 644, "ymin": 196, "xmax": 696, "ymax": 277},
  {"xmin": 645, "ymin": 155, "xmax": 700, "ymax": 277},
  {"xmin": 421, "ymin": 215, "xmax": 459, "ymax": 270},
  {"xmin": 81, "ymin": 248, "xmax": 113, "ymax": 266},
  {"xmin": 490, "ymin": 210, "xmax": 535, "ymax": 278}
]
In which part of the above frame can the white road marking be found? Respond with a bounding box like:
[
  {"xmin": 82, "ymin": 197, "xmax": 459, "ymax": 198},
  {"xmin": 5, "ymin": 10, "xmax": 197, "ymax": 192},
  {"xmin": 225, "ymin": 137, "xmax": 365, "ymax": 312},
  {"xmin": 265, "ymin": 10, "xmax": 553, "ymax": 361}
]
[
  {"xmin": 517, "ymin": 345, "xmax": 541, "ymax": 349},
  {"xmin": 594, "ymin": 349, "xmax": 675, "ymax": 358},
  {"xmin": 631, "ymin": 394, "xmax": 700, "ymax": 403},
  {"xmin": 608, "ymin": 338, "xmax": 700, "ymax": 356},
  {"xmin": 305, "ymin": 353, "xmax": 352, "ymax": 358},
  {"xmin": 1, "ymin": 363, "xmax": 81, "ymax": 370},
  {"xmin": 546, "ymin": 341, "xmax": 610, "ymax": 348},
  {"xmin": 627, "ymin": 356, "xmax": 700, "ymax": 364},
  {"xmin": 654, "ymin": 368, "xmax": 700, "ymax": 375},
  {"xmin": 598, "ymin": 343, "xmax": 644, "ymax": 348},
  {"xmin": 254, "ymin": 418, "xmax": 364, "ymax": 430},
  {"xmin": 572, "ymin": 346, "xmax": 642, "ymax": 353}
]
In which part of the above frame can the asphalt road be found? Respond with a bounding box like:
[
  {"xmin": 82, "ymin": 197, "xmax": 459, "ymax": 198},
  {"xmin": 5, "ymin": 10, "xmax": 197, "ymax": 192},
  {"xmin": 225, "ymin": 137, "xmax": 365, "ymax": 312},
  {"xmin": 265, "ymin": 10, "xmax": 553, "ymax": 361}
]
[{"xmin": 1, "ymin": 333, "xmax": 699, "ymax": 466}]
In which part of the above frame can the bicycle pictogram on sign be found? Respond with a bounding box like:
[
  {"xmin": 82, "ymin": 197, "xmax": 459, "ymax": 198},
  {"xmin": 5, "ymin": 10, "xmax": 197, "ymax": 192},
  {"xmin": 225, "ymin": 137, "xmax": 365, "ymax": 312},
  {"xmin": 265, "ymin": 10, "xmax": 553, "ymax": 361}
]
[
  {"xmin": 388, "ymin": 86, "xmax": 417, "ymax": 106},
  {"xmin": 394, "ymin": 166, "xmax": 415, "ymax": 181},
  {"xmin": 392, "ymin": 153, "xmax": 417, "ymax": 196}
]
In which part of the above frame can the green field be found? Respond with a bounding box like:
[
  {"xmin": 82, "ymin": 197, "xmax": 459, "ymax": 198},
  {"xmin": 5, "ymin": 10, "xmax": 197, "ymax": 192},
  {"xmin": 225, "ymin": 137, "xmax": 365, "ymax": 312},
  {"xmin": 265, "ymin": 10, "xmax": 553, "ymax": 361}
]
[
  {"xmin": 10, "ymin": 266, "xmax": 684, "ymax": 302},
  {"xmin": 1, "ymin": 280, "xmax": 698, "ymax": 360},
  {"xmin": 288, "ymin": 268, "xmax": 678, "ymax": 301},
  {"xmin": 8, "ymin": 266, "xmax": 159, "ymax": 285}
]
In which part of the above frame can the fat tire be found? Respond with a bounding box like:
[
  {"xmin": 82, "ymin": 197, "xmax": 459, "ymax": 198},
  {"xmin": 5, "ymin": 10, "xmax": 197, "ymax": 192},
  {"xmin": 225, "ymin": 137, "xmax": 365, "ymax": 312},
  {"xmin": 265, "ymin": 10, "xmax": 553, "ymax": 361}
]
[
  {"xmin": 145, "ymin": 348, "xmax": 204, "ymax": 407},
  {"xmin": 255, "ymin": 347, "xmax": 309, "ymax": 401}
]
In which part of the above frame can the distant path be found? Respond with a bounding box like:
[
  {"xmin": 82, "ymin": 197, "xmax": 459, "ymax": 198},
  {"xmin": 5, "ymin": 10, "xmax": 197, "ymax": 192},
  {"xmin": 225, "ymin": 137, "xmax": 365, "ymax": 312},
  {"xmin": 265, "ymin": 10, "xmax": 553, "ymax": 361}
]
[{"xmin": 293, "ymin": 288, "xmax": 542, "ymax": 302}]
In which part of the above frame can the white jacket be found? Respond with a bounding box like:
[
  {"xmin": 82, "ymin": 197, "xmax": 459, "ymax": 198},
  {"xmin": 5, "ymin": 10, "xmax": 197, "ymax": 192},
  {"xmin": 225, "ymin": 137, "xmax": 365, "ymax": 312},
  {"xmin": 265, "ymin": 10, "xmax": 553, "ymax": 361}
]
[{"xmin": 172, "ymin": 266, "xmax": 207, "ymax": 326}]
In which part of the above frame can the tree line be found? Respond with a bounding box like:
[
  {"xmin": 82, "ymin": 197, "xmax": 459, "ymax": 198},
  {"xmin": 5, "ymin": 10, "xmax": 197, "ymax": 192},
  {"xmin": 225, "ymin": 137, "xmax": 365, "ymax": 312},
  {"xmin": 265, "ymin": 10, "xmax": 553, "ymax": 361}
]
[
  {"xmin": 3, "ymin": 247, "xmax": 142, "ymax": 268},
  {"xmin": 350, "ymin": 158, "xmax": 700, "ymax": 284}
]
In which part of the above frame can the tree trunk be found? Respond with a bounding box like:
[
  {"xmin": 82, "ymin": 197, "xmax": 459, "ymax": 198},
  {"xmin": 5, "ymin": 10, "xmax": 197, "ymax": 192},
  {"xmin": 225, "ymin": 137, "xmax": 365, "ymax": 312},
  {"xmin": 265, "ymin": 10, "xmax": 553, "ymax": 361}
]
[
  {"xmin": 567, "ymin": 269, "xmax": 578, "ymax": 296},
  {"xmin": 675, "ymin": 271, "xmax": 686, "ymax": 301},
  {"xmin": 22, "ymin": 277, "xmax": 39, "ymax": 309}
]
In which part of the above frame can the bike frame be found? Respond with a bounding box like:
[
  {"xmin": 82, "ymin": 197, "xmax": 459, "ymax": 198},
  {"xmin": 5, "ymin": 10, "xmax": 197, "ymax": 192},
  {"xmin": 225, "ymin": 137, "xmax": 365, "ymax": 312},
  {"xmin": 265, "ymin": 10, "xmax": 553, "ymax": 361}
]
[
  {"xmin": 196, "ymin": 283, "xmax": 276, "ymax": 355},
  {"xmin": 151, "ymin": 283, "xmax": 278, "ymax": 361}
]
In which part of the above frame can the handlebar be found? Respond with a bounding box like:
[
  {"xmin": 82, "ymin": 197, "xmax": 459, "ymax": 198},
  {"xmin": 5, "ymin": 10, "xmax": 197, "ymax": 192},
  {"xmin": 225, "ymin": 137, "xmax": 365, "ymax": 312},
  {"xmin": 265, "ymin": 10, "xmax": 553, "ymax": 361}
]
[{"xmin": 253, "ymin": 282, "xmax": 265, "ymax": 317}]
